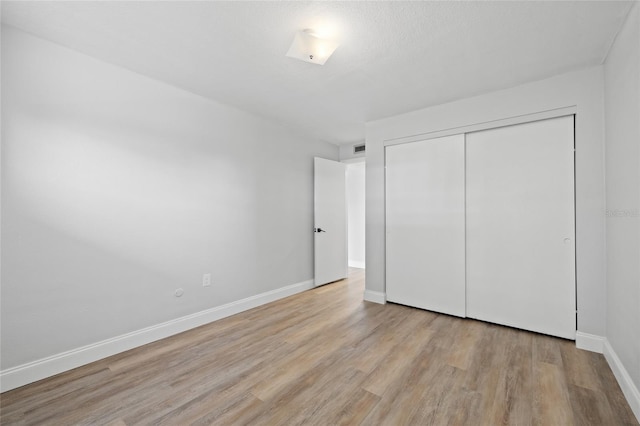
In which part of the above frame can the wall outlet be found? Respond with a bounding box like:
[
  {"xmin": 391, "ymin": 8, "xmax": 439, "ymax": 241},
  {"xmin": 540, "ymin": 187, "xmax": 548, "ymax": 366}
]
[{"xmin": 202, "ymin": 273, "xmax": 212, "ymax": 287}]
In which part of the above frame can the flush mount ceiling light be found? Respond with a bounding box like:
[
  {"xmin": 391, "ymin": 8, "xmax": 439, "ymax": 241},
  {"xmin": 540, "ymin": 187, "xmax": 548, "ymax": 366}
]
[{"xmin": 286, "ymin": 29, "xmax": 339, "ymax": 65}]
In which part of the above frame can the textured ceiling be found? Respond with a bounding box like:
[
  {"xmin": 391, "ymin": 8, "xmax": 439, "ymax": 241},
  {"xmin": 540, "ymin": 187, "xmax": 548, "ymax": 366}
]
[{"xmin": 1, "ymin": 1, "xmax": 633, "ymax": 145}]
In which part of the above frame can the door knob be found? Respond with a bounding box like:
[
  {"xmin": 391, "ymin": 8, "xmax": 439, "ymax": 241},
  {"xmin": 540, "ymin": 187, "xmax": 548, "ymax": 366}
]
[{"xmin": 314, "ymin": 228, "xmax": 326, "ymax": 233}]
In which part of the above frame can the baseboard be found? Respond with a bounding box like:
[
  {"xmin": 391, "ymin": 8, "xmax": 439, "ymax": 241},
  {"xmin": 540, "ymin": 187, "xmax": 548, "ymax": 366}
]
[
  {"xmin": 363, "ymin": 289, "xmax": 386, "ymax": 304},
  {"xmin": 575, "ymin": 331, "xmax": 605, "ymax": 353},
  {"xmin": 348, "ymin": 260, "xmax": 365, "ymax": 269},
  {"xmin": 604, "ymin": 339, "xmax": 640, "ymax": 423},
  {"xmin": 0, "ymin": 279, "xmax": 314, "ymax": 393}
]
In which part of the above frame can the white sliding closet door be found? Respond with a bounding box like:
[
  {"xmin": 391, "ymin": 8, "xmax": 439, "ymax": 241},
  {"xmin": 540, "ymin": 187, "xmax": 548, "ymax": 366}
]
[
  {"xmin": 466, "ymin": 116, "xmax": 576, "ymax": 339},
  {"xmin": 386, "ymin": 135, "xmax": 465, "ymax": 317}
]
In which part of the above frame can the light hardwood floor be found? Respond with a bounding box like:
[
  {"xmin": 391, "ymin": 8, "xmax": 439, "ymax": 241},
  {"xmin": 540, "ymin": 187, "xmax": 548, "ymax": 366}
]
[{"xmin": 1, "ymin": 268, "xmax": 638, "ymax": 425}]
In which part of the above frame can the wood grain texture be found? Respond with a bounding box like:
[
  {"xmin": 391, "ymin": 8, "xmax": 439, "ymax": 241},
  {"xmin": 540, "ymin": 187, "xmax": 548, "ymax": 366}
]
[{"xmin": 1, "ymin": 268, "xmax": 637, "ymax": 425}]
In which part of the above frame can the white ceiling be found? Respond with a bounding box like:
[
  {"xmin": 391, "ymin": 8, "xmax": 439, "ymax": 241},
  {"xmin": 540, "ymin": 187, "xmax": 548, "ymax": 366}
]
[{"xmin": 1, "ymin": 1, "xmax": 633, "ymax": 145}]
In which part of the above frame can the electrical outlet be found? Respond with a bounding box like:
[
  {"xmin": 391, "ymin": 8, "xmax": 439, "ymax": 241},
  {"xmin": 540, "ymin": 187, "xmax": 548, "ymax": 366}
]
[{"xmin": 202, "ymin": 273, "xmax": 211, "ymax": 287}]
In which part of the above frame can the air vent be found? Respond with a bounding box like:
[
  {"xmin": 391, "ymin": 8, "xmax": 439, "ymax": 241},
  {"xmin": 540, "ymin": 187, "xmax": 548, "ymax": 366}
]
[{"xmin": 354, "ymin": 144, "xmax": 366, "ymax": 154}]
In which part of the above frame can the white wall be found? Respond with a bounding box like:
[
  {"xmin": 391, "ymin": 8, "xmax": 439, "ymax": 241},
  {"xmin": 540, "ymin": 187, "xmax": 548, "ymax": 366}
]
[
  {"xmin": 0, "ymin": 26, "xmax": 338, "ymax": 372},
  {"xmin": 346, "ymin": 162, "xmax": 365, "ymax": 269},
  {"xmin": 366, "ymin": 66, "xmax": 606, "ymax": 337},
  {"xmin": 604, "ymin": 2, "xmax": 640, "ymax": 409}
]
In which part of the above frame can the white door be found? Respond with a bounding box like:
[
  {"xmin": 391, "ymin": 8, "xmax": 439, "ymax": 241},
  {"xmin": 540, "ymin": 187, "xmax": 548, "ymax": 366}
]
[
  {"xmin": 466, "ymin": 116, "xmax": 576, "ymax": 339},
  {"xmin": 385, "ymin": 135, "xmax": 466, "ymax": 317},
  {"xmin": 314, "ymin": 157, "xmax": 347, "ymax": 286}
]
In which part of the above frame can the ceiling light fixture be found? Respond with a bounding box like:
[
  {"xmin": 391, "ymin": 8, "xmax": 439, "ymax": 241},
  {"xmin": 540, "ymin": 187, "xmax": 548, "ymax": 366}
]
[{"xmin": 286, "ymin": 29, "xmax": 339, "ymax": 65}]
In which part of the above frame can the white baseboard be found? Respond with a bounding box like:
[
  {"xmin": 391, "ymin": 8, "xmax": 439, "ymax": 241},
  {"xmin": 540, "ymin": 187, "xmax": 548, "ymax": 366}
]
[
  {"xmin": 348, "ymin": 260, "xmax": 365, "ymax": 269},
  {"xmin": 0, "ymin": 279, "xmax": 314, "ymax": 393},
  {"xmin": 604, "ymin": 339, "xmax": 640, "ymax": 423},
  {"xmin": 363, "ymin": 289, "xmax": 386, "ymax": 304},
  {"xmin": 575, "ymin": 331, "xmax": 605, "ymax": 353}
]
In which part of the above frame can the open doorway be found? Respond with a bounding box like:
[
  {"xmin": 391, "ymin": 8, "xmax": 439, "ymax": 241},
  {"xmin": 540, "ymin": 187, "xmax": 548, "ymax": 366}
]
[{"xmin": 346, "ymin": 160, "xmax": 365, "ymax": 270}]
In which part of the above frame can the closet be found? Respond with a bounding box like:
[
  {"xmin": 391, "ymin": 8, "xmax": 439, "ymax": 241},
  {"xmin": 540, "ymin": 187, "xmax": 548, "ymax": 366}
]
[{"xmin": 385, "ymin": 116, "xmax": 576, "ymax": 339}]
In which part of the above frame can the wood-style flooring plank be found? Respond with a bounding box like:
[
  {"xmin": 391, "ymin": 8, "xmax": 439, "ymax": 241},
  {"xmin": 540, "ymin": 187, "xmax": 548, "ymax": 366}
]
[
  {"xmin": 591, "ymin": 352, "xmax": 640, "ymax": 425},
  {"xmin": 567, "ymin": 383, "xmax": 615, "ymax": 426},
  {"xmin": 1, "ymin": 268, "xmax": 637, "ymax": 426},
  {"xmin": 361, "ymin": 321, "xmax": 434, "ymax": 396},
  {"xmin": 559, "ymin": 339, "xmax": 601, "ymax": 390},
  {"xmin": 533, "ymin": 362, "xmax": 575, "ymax": 425}
]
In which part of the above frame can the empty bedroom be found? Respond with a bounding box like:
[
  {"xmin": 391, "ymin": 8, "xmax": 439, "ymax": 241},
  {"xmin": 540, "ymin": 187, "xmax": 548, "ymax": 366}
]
[{"xmin": 1, "ymin": 1, "xmax": 639, "ymax": 425}]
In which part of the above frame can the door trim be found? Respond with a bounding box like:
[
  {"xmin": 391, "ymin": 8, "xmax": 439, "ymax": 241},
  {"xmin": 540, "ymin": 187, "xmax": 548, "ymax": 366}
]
[{"xmin": 383, "ymin": 106, "xmax": 577, "ymax": 147}]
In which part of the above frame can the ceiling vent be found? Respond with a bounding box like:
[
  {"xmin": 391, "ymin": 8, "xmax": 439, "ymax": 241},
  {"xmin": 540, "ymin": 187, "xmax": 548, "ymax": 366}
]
[{"xmin": 354, "ymin": 144, "xmax": 366, "ymax": 154}]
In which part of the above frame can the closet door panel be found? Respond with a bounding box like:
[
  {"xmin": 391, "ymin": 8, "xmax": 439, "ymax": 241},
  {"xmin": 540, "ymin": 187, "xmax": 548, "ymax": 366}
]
[
  {"xmin": 466, "ymin": 116, "xmax": 576, "ymax": 339},
  {"xmin": 385, "ymin": 135, "xmax": 465, "ymax": 317}
]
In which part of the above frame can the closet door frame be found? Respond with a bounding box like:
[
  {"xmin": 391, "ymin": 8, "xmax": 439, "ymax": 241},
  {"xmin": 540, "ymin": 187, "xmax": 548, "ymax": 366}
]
[
  {"xmin": 383, "ymin": 107, "xmax": 576, "ymax": 149},
  {"xmin": 383, "ymin": 111, "xmax": 577, "ymax": 340}
]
